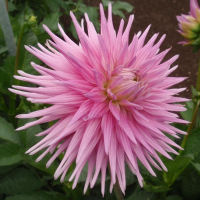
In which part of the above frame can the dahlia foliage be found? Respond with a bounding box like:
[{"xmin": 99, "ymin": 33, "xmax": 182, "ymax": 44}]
[
  {"xmin": 177, "ymin": 0, "xmax": 200, "ymax": 47},
  {"xmin": 10, "ymin": 4, "xmax": 188, "ymax": 195}
]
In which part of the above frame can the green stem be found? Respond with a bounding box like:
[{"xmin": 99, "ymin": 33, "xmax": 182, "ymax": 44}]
[
  {"xmin": 14, "ymin": 22, "xmax": 27, "ymax": 76},
  {"xmin": 8, "ymin": 23, "xmax": 27, "ymax": 124},
  {"xmin": 179, "ymin": 58, "xmax": 200, "ymax": 154},
  {"xmin": 180, "ymin": 99, "xmax": 200, "ymax": 151},
  {"xmin": 70, "ymin": 1, "xmax": 80, "ymax": 13},
  {"xmin": 113, "ymin": 180, "xmax": 124, "ymax": 200},
  {"xmin": 196, "ymin": 59, "xmax": 200, "ymax": 91}
]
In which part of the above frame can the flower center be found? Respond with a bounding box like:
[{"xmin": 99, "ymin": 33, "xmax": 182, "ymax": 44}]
[{"xmin": 105, "ymin": 68, "xmax": 140, "ymax": 101}]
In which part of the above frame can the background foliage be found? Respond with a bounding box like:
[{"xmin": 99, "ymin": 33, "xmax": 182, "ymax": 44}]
[{"xmin": 0, "ymin": 0, "xmax": 200, "ymax": 199}]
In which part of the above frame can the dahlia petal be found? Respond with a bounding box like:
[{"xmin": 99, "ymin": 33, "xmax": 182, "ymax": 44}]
[
  {"xmin": 68, "ymin": 100, "xmax": 92, "ymax": 126},
  {"xmin": 128, "ymin": 35, "xmax": 138, "ymax": 61},
  {"xmin": 8, "ymin": 88, "xmax": 48, "ymax": 99},
  {"xmin": 109, "ymin": 101, "xmax": 120, "ymax": 122},
  {"xmin": 122, "ymin": 15, "xmax": 134, "ymax": 43},
  {"xmin": 90, "ymin": 140, "xmax": 105, "ymax": 188},
  {"xmin": 132, "ymin": 143, "xmax": 156, "ymax": 176},
  {"xmin": 117, "ymin": 145, "xmax": 126, "ymax": 189},
  {"xmin": 76, "ymin": 119, "xmax": 101, "ymax": 162},
  {"xmin": 85, "ymin": 87, "xmax": 107, "ymax": 102},
  {"xmin": 16, "ymin": 115, "xmax": 63, "ymax": 131},
  {"xmin": 101, "ymin": 112, "xmax": 114, "ymax": 154},
  {"xmin": 55, "ymin": 80, "xmax": 93, "ymax": 94},
  {"xmin": 70, "ymin": 133, "xmax": 101, "ymax": 183},
  {"xmin": 120, "ymin": 99, "xmax": 143, "ymax": 110},
  {"xmin": 109, "ymin": 131, "xmax": 117, "ymax": 184},
  {"xmin": 13, "ymin": 75, "xmax": 55, "ymax": 87},
  {"xmin": 58, "ymin": 23, "xmax": 75, "ymax": 45},
  {"xmin": 116, "ymin": 165, "xmax": 125, "ymax": 194},
  {"xmin": 101, "ymin": 156, "xmax": 108, "ymax": 196},
  {"xmin": 49, "ymin": 119, "xmax": 86, "ymax": 146},
  {"xmin": 87, "ymin": 101, "xmax": 109, "ymax": 120},
  {"xmin": 46, "ymin": 138, "xmax": 71, "ymax": 168},
  {"xmin": 116, "ymin": 128, "xmax": 138, "ymax": 171},
  {"xmin": 84, "ymin": 154, "xmax": 96, "ymax": 194},
  {"xmin": 119, "ymin": 109, "xmax": 137, "ymax": 145},
  {"xmin": 137, "ymin": 25, "xmax": 151, "ymax": 50},
  {"xmin": 16, "ymin": 105, "xmax": 75, "ymax": 119},
  {"xmin": 12, "ymin": 85, "xmax": 70, "ymax": 95},
  {"xmin": 17, "ymin": 70, "xmax": 52, "ymax": 80},
  {"xmin": 93, "ymin": 69, "xmax": 106, "ymax": 89},
  {"xmin": 30, "ymin": 93, "xmax": 85, "ymax": 104},
  {"xmin": 190, "ymin": 0, "xmax": 199, "ymax": 17},
  {"xmin": 144, "ymin": 150, "xmax": 162, "ymax": 171}
]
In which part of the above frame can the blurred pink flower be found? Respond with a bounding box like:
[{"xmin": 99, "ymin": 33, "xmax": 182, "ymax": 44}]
[
  {"xmin": 10, "ymin": 3, "xmax": 188, "ymax": 195},
  {"xmin": 177, "ymin": 0, "xmax": 200, "ymax": 49}
]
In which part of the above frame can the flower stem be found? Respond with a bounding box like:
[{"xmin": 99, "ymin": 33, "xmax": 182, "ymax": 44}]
[
  {"xmin": 14, "ymin": 22, "xmax": 27, "ymax": 76},
  {"xmin": 8, "ymin": 23, "xmax": 27, "ymax": 124},
  {"xmin": 113, "ymin": 180, "xmax": 124, "ymax": 200},
  {"xmin": 179, "ymin": 99, "xmax": 200, "ymax": 153},
  {"xmin": 179, "ymin": 58, "xmax": 200, "ymax": 154},
  {"xmin": 196, "ymin": 58, "xmax": 200, "ymax": 92}
]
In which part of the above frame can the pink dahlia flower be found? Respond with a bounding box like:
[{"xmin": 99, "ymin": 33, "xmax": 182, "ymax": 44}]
[
  {"xmin": 177, "ymin": 0, "xmax": 200, "ymax": 49},
  {"xmin": 10, "ymin": 3, "xmax": 188, "ymax": 195}
]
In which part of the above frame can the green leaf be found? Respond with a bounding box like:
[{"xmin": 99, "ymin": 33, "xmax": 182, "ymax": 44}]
[
  {"xmin": 102, "ymin": 0, "xmax": 114, "ymax": 7},
  {"xmin": 0, "ymin": 70, "xmax": 12, "ymax": 95},
  {"xmin": 143, "ymin": 181, "xmax": 170, "ymax": 193},
  {"xmin": 45, "ymin": 0, "xmax": 63, "ymax": 12},
  {"xmin": 192, "ymin": 162, "xmax": 200, "ymax": 175},
  {"xmin": 9, "ymin": 15, "xmax": 21, "ymax": 37},
  {"xmin": 180, "ymin": 101, "xmax": 194, "ymax": 121},
  {"xmin": 0, "ymin": 142, "xmax": 22, "ymax": 166},
  {"xmin": 166, "ymin": 195, "xmax": 182, "ymax": 200},
  {"xmin": 191, "ymin": 85, "xmax": 197, "ymax": 97},
  {"xmin": 0, "ymin": 46, "xmax": 8, "ymax": 54},
  {"xmin": 78, "ymin": 6, "xmax": 99, "ymax": 31},
  {"xmin": 0, "ymin": 56, "xmax": 15, "ymax": 95},
  {"xmin": 1, "ymin": 56, "xmax": 15, "ymax": 76},
  {"xmin": 6, "ymin": 190, "xmax": 66, "ymax": 200},
  {"xmin": 23, "ymin": 153, "xmax": 58, "ymax": 175},
  {"xmin": 113, "ymin": 1, "xmax": 134, "ymax": 13},
  {"xmin": 0, "ymin": 167, "xmax": 46, "ymax": 195},
  {"xmin": 18, "ymin": 118, "xmax": 42, "ymax": 150},
  {"xmin": 18, "ymin": 30, "xmax": 40, "ymax": 75},
  {"xmin": 39, "ymin": 13, "xmax": 59, "ymax": 33},
  {"xmin": 0, "ymin": 163, "xmax": 20, "ymax": 174},
  {"xmin": 18, "ymin": 119, "xmax": 58, "ymax": 174},
  {"xmin": 125, "ymin": 164, "xmax": 137, "ymax": 185},
  {"xmin": 77, "ymin": 164, "xmax": 88, "ymax": 183},
  {"xmin": 163, "ymin": 154, "xmax": 194, "ymax": 185},
  {"xmin": 69, "ymin": 22, "xmax": 78, "ymax": 40},
  {"xmin": 182, "ymin": 127, "xmax": 200, "ymax": 156},
  {"xmin": 0, "ymin": 117, "xmax": 21, "ymax": 146},
  {"xmin": 112, "ymin": 9, "xmax": 125, "ymax": 18},
  {"xmin": 181, "ymin": 171, "xmax": 200, "ymax": 200},
  {"xmin": 8, "ymin": 2, "xmax": 17, "ymax": 12},
  {"xmin": 126, "ymin": 189, "xmax": 156, "ymax": 200}
]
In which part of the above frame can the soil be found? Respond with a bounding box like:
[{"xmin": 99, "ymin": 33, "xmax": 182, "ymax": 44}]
[{"xmin": 69, "ymin": 0, "xmax": 200, "ymax": 99}]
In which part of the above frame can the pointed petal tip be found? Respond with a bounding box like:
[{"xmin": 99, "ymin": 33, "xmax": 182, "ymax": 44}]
[
  {"xmin": 15, "ymin": 126, "xmax": 24, "ymax": 131},
  {"xmin": 43, "ymin": 24, "xmax": 48, "ymax": 29},
  {"xmin": 25, "ymin": 149, "xmax": 31, "ymax": 154},
  {"xmin": 8, "ymin": 88, "xmax": 13, "ymax": 92}
]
